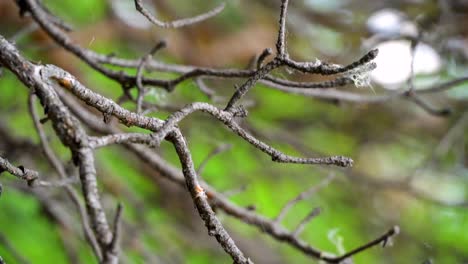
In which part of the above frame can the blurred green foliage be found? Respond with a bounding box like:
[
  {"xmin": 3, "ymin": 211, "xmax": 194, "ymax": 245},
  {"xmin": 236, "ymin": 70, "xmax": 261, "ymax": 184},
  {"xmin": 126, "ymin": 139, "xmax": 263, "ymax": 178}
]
[{"xmin": 43, "ymin": 0, "xmax": 107, "ymax": 26}]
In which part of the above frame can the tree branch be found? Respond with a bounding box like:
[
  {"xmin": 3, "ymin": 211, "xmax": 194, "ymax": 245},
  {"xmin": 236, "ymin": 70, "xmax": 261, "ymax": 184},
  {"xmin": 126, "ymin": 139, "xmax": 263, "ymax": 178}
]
[{"xmin": 135, "ymin": 0, "xmax": 225, "ymax": 28}]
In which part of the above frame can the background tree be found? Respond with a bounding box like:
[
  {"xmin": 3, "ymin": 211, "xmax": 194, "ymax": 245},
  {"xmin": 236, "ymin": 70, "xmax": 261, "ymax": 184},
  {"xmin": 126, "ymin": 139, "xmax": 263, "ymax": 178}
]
[{"xmin": 0, "ymin": 0, "xmax": 467, "ymax": 263}]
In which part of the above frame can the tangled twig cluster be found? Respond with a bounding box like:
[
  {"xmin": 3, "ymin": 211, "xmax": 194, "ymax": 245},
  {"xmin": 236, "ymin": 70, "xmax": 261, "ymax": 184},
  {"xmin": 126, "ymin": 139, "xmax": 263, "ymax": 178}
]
[{"xmin": 2, "ymin": 0, "xmax": 463, "ymax": 263}]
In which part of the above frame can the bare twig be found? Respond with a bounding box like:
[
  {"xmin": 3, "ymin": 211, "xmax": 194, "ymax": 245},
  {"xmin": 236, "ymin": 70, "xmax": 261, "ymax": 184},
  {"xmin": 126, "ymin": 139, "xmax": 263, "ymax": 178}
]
[
  {"xmin": 108, "ymin": 203, "xmax": 123, "ymax": 260},
  {"xmin": 195, "ymin": 78, "xmax": 223, "ymax": 102},
  {"xmin": 153, "ymin": 102, "xmax": 353, "ymax": 167},
  {"xmin": 31, "ymin": 177, "xmax": 79, "ymax": 187},
  {"xmin": 8, "ymin": 23, "xmax": 39, "ymax": 43},
  {"xmin": 433, "ymin": 110, "xmax": 468, "ymax": 156},
  {"xmin": 196, "ymin": 144, "xmax": 232, "ymax": 175},
  {"xmin": 222, "ymin": 184, "xmax": 249, "ymax": 198},
  {"xmin": 257, "ymin": 48, "xmax": 273, "ymax": 69},
  {"xmin": 276, "ymin": 0, "xmax": 289, "ymax": 57},
  {"xmin": 407, "ymin": 38, "xmax": 418, "ymax": 93},
  {"xmin": 275, "ymin": 173, "xmax": 335, "ymax": 223},
  {"xmin": 0, "ymin": 156, "xmax": 38, "ymax": 182},
  {"xmin": 135, "ymin": 0, "xmax": 225, "ymax": 28},
  {"xmin": 88, "ymin": 133, "xmax": 154, "ymax": 149},
  {"xmin": 330, "ymin": 226, "xmax": 400, "ymax": 263},
  {"xmin": 292, "ymin": 207, "xmax": 321, "ymax": 237},
  {"xmin": 406, "ymin": 92, "xmax": 451, "ymax": 116},
  {"xmin": 136, "ymin": 40, "xmax": 167, "ymax": 113}
]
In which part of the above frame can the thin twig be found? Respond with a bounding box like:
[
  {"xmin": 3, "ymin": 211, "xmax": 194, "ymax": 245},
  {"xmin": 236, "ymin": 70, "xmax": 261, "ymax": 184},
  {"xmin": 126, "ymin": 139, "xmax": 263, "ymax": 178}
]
[
  {"xmin": 434, "ymin": 110, "xmax": 468, "ymax": 156},
  {"xmin": 195, "ymin": 78, "xmax": 224, "ymax": 102},
  {"xmin": 222, "ymin": 184, "xmax": 249, "ymax": 198},
  {"xmin": 8, "ymin": 23, "xmax": 39, "ymax": 43},
  {"xmin": 330, "ymin": 226, "xmax": 400, "ymax": 263},
  {"xmin": 108, "ymin": 203, "xmax": 123, "ymax": 260},
  {"xmin": 197, "ymin": 144, "xmax": 232, "ymax": 175},
  {"xmin": 136, "ymin": 41, "xmax": 167, "ymax": 113},
  {"xmin": 276, "ymin": 0, "xmax": 289, "ymax": 57},
  {"xmin": 0, "ymin": 156, "xmax": 38, "ymax": 182},
  {"xmin": 32, "ymin": 177, "xmax": 79, "ymax": 187},
  {"xmin": 406, "ymin": 93, "xmax": 451, "ymax": 116},
  {"xmin": 292, "ymin": 207, "xmax": 321, "ymax": 237},
  {"xmin": 135, "ymin": 0, "xmax": 225, "ymax": 28},
  {"xmin": 257, "ymin": 48, "xmax": 273, "ymax": 69},
  {"xmin": 275, "ymin": 173, "xmax": 335, "ymax": 223}
]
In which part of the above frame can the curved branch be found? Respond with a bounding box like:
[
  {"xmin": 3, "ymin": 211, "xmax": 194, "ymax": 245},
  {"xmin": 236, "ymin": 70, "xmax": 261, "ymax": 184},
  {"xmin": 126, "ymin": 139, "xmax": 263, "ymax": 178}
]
[{"xmin": 135, "ymin": 0, "xmax": 225, "ymax": 28}]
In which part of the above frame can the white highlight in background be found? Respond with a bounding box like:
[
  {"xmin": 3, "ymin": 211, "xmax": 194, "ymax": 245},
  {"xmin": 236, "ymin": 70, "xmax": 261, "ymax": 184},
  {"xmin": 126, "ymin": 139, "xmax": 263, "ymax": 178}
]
[{"xmin": 371, "ymin": 40, "xmax": 442, "ymax": 89}]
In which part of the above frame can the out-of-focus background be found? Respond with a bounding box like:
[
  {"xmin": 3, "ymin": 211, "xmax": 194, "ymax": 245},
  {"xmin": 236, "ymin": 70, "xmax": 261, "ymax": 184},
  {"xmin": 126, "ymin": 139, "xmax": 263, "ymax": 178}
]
[{"xmin": 0, "ymin": 0, "xmax": 467, "ymax": 263}]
